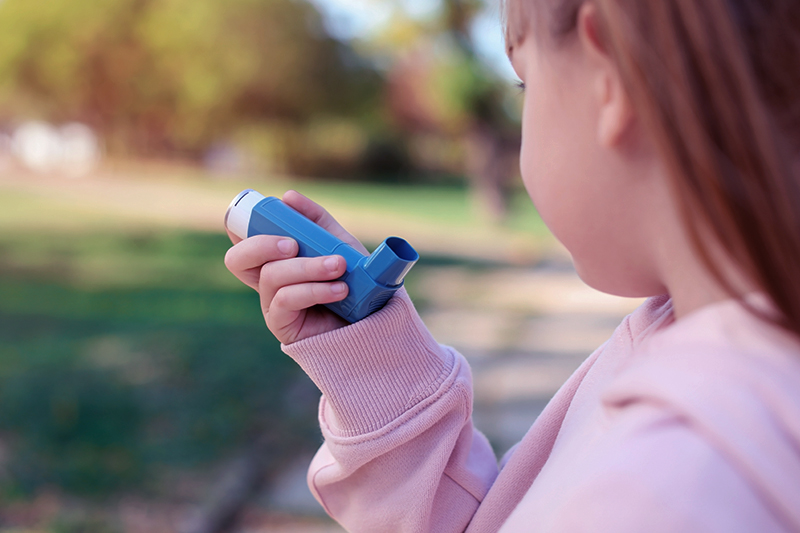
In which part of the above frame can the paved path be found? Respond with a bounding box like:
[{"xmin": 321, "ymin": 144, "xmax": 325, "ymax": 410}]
[{"xmin": 417, "ymin": 260, "xmax": 643, "ymax": 454}]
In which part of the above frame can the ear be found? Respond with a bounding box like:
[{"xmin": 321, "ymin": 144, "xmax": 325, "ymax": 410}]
[{"xmin": 577, "ymin": 3, "xmax": 634, "ymax": 147}]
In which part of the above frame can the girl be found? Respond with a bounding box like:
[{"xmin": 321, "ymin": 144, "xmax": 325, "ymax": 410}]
[{"xmin": 224, "ymin": 0, "xmax": 800, "ymax": 531}]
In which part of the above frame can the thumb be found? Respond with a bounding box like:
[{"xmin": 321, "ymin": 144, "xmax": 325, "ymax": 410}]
[{"xmin": 281, "ymin": 190, "xmax": 369, "ymax": 255}]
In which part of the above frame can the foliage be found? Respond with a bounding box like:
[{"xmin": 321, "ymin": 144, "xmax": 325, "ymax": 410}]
[
  {"xmin": 0, "ymin": 0, "xmax": 525, "ymax": 183},
  {"xmin": 0, "ymin": 0, "xmax": 380, "ymax": 159}
]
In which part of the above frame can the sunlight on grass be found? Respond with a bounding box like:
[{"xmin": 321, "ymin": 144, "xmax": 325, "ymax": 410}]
[{"xmin": 0, "ymin": 168, "xmax": 557, "ymax": 270}]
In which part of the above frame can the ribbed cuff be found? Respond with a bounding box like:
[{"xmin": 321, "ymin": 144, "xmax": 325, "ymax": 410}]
[{"xmin": 282, "ymin": 289, "xmax": 454, "ymax": 437}]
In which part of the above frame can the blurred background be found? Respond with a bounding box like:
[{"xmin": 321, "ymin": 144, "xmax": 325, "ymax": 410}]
[{"xmin": 0, "ymin": 0, "xmax": 642, "ymax": 531}]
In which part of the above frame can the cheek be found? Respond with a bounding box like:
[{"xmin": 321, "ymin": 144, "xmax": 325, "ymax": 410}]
[
  {"xmin": 519, "ymin": 93, "xmax": 663, "ymax": 297},
  {"xmin": 519, "ymin": 93, "xmax": 580, "ymax": 233},
  {"xmin": 514, "ymin": 50, "xmax": 665, "ymax": 298},
  {"xmin": 519, "ymin": 99, "xmax": 547, "ymax": 206}
]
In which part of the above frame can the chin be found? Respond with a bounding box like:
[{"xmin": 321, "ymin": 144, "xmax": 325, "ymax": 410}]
[{"xmin": 573, "ymin": 258, "xmax": 666, "ymax": 299}]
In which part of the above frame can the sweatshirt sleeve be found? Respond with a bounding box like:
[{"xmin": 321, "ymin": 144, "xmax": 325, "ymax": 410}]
[{"xmin": 282, "ymin": 289, "xmax": 500, "ymax": 533}]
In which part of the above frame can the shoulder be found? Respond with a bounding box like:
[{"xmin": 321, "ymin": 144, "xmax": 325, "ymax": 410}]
[
  {"xmin": 604, "ymin": 295, "xmax": 800, "ymax": 419},
  {"xmin": 592, "ymin": 297, "xmax": 800, "ymax": 532},
  {"xmin": 546, "ymin": 403, "xmax": 786, "ymax": 533}
]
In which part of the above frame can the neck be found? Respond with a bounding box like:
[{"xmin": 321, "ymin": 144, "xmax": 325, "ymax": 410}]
[{"xmin": 657, "ymin": 228, "xmax": 755, "ymax": 321}]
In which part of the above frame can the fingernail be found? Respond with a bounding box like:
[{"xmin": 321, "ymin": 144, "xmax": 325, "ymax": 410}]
[
  {"xmin": 277, "ymin": 239, "xmax": 295, "ymax": 255},
  {"xmin": 331, "ymin": 282, "xmax": 347, "ymax": 294},
  {"xmin": 324, "ymin": 257, "xmax": 339, "ymax": 272}
]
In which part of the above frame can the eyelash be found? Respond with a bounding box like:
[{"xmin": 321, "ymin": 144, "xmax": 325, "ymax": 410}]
[{"xmin": 515, "ymin": 81, "xmax": 526, "ymax": 93}]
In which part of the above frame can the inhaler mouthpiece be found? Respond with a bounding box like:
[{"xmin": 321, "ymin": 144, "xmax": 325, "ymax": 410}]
[{"xmin": 364, "ymin": 237, "xmax": 418, "ymax": 287}]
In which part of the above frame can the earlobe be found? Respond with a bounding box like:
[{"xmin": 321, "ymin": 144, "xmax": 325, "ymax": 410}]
[{"xmin": 577, "ymin": 3, "xmax": 634, "ymax": 147}]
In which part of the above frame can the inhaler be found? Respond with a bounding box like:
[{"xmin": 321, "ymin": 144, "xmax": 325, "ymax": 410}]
[{"xmin": 225, "ymin": 189, "xmax": 419, "ymax": 323}]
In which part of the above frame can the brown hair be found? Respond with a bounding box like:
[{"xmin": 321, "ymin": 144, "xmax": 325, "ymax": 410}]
[{"xmin": 504, "ymin": 0, "xmax": 800, "ymax": 337}]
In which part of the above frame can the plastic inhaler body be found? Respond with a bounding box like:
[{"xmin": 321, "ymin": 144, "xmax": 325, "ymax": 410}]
[{"xmin": 225, "ymin": 189, "xmax": 419, "ymax": 323}]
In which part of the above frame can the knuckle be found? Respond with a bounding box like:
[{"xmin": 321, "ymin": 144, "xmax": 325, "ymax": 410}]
[
  {"xmin": 301, "ymin": 258, "xmax": 317, "ymax": 277},
  {"xmin": 259, "ymin": 263, "xmax": 275, "ymax": 287},
  {"xmin": 272, "ymin": 287, "xmax": 291, "ymax": 308},
  {"xmin": 310, "ymin": 206, "xmax": 329, "ymax": 225},
  {"xmin": 315, "ymin": 257, "xmax": 332, "ymax": 276},
  {"xmin": 313, "ymin": 282, "xmax": 330, "ymax": 300}
]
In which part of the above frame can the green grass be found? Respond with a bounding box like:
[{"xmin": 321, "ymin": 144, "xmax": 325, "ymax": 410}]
[
  {"xmin": 292, "ymin": 180, "xmax": 547, "ymax": 234},
  {"xmin": 0, "ymin": 171, "xmax": 552, "ymax": 505},
  {"xmin": 0, "ymin": 228, "xmax": 319, "ymax": 500},
  {"xmin": 0, "ymin": 229, "xmax": 241, "ymax": 291},
  {"xmin": 0, "ymin": 165, "xmax": 555, "ymax": 271}
]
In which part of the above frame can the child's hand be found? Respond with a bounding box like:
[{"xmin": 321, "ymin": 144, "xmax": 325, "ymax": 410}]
[{"xmin": 224, "ymin": 190, "xmax": 369, "ymax": 344}]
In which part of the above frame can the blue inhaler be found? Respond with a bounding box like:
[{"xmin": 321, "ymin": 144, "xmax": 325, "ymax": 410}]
[{"xmin": 225, "ymin": 189, "xmax": 419, "ymax": 323}]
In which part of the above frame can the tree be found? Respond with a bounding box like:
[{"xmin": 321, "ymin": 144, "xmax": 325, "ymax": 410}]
[
  {"xmin": 370, "ymin": 0, "xmax": 521, "ymax": 217},
  {"xmin": 0, "ymin": 0, "xmax": 380, "ymax": 159}
]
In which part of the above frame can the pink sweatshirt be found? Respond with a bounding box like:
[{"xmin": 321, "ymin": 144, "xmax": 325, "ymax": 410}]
[{"xmin": 282, "ymin": 290, "xmax": 800, "ymax": 532}]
